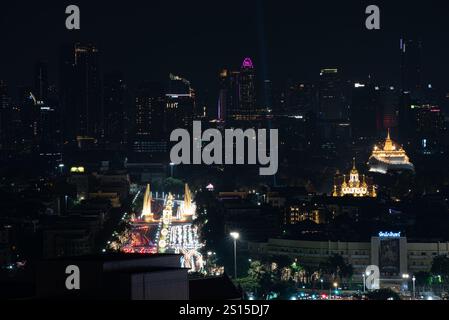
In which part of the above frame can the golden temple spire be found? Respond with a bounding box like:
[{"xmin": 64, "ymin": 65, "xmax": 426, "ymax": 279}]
[{"xmin": 384, "ymin": 128, "xmax": 394, "ymax": 151}]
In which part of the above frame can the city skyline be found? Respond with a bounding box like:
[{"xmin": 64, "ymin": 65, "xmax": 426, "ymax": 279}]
[
  {"xmin": 2, "ymin": 0, "xmax": 449, "ymax": 303},
  {"xmin": 1, "ymin": 1, "xmax": 449, "ymax": 97}
]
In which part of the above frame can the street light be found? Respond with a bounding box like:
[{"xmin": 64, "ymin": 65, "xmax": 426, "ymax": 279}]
[
  {"xmin": 320, "ymin": 279, "xmax": 324, "ymax": 291},
  {"xmin": 362, "ymin": 273, "xmax": 366, "ymax": 293},
  {"xmin": 230, "ymin": 232, "xmax": 240, "ymax": 279},
  {"xmin": 169, "ymin": 163, "xmax": 175, "ymax": 177},
  {"xmin": 412, "ymin": 276, "xmax": 416, "ymax": 300}
]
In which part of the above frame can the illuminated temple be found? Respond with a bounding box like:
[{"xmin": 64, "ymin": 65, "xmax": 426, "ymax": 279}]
[
  {"xmin": 333, "ymin": 159, "xmax": 377, "ymax": 198},
  {"xmin": 368, "ymin": 130, "xmax": 415, "ymax": 174}
]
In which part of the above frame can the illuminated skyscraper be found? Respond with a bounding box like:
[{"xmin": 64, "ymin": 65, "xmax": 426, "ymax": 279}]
[{"xmin": 237, "ymin": 57, "xmax": 256, "ymax": 120}]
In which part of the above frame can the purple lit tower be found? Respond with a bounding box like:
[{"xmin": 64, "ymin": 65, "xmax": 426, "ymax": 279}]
[{"xmin": 237, "ymin": 57, "xmax": 256, "ymax": 120}]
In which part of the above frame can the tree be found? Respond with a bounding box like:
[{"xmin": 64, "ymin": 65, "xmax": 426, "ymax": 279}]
[
  {"xmin": 414, "ymin": 271, "xmax": 431, "ymax": 289},
  {"xmin": 320, "ymin": 254, "xmax": 354, "ymax": 282},
  {"xmin": 431, "ymin": 255, "xmax": 449, "ymax": 284}
]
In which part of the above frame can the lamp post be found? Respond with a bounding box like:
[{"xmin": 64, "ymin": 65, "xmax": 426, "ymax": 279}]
[
  {"xmin": 320, "ymin": 279, "xmax": 323, "ymax": 291},
  {"xmin": 58, "ymin": 163, "xmax": 65, "ymax": 175},
  {"xmin": 169, "ymin": 163, "xmax": 175, "ymax": 178},
  {"xmin": 412, "ymin": 276, "xmax": 416, "ymax": 300},
  {"xmin": 362, "ymin": 273, "xmax": 366, "ymax": 293},
  {"xmin": 230, "ymin": 232, "xmax": 240, "ymax": 279},
  {"xmin": 330, "ymin": 282, "xmax": 338, "ymax": 300}
]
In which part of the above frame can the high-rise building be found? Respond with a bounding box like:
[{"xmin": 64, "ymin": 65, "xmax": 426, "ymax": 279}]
[
  {"xmin": 0, "ymin": 81, "xmax": 10, "ymax": 149},
  {"xmin": 103, "ymin": 72, "xmax": 127, "ymax": 146},
  {"xmin": 318, "ymin": 68, "xmax": 346, "ymax": 121},
  {"xmin": 217, "ymin": 69, "xmax": 228, "ymax": 122},
  {"xmin": 17, "ymin": 86, "xmax": 40, "ymax": 147},
  {"xmin": 263, "ymin": 80, "xmax": 273, "ymax": 113},
  {"xmin": 237, "ymin": 57, "xmax": 256, "ymax": 120},
  {"xmin": 59, "ymin": 43, "xmax": 102, "ymax": 143},
  {"xmin": 227, "ymin": 71, "xmax": 240, "ymax": 121},
  {"xmin": 317, "ymin": 68, "xmax": 349, "ymax": 142},
  {"xmin": 351, "ymin": 83, "xmax": 379, "ymax": 140},
  {"xmin": 166, "ymin": 74, "xmax": 195, "ymax": 131},
  {"xmin": 411, "ymin": 103, "xmax": 446, "ymax": 154},
  {"xmin": 34, "ymin": 61, "xmax": 49, "ymax": 102},
  {"xmin": 400, "ymin": 38, "xmax": 422, "ymax": 94},
  {"xmin": 399, "ymin": 38, "xmax": 423, "ymax": 143},
  {"xmin": 284, "ymin": 82, "xmax": 316, "ymax": 117},
  {"xmin": 133, "ymin": 81, "xmax": 166, "ymax": 154}
]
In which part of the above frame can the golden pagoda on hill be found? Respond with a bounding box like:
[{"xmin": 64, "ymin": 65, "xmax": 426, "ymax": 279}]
[
  {"xmin": 368, "ymin": 129, "xmax": 415, "ymax": 174},
  {"xmin": 333, "ymin": 159, "xmax": 377, "ymax": 198}
]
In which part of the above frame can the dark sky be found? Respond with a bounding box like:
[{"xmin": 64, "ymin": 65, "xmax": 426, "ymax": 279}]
[{"xmin": 1, "ymin": 0, "xmax": 448, "ymax": 100}]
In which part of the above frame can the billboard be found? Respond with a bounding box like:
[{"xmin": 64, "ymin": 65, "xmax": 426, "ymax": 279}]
[{"xmin": 379, "ymin": 238, "xmax": 400, "ymax": 276}]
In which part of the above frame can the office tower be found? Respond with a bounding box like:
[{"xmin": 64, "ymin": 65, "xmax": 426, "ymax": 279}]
[
  {"xmin": 39, "ymin": 103, "xmax": 59, "ymax": 152},
  {"xmin": 74, "ymin": 44, "xmax": 102, "ymax": 139},
  {"xmin": 17, "ymin": 86, "xmax": 40, "ymax": 146},
  {"xmin": 318, "ymin": 68, "xmax": 346, "ymax": 121},
  {"xmin": 166, "ymin": 74, "xmax": 195, "ymax": 131},
  {"xmin": 285, "ymin": 82, "xmax": 316, "ymax": 117},
  {"xmin": 263, "ymin": 79, "xmax": 273, "ymax": 112},
  {"xmin": 399, "ymin": 38, "xmax": 423, "ymax": 142},
  {"xmin": 378, "ymin": 86, "xmax": 399, "ymax": 130},
  {"xmin": 400, "ymin": 38, "xmax": 422, "ymax": 94},
  {"xmin": 227, "ymin": 70, "xmax": 240, "ymax": 121},
  {"xmin": 237, "ymin": 57, "xmax": 256, "ymax": 120},
  {"xmin": 351, "ymin": 84, "xmax": 400, "ymax": 141},
  {"xmin": 59, "ymin": 43, "xmax": 102, "ymax": 143},
  {"xmin": 0, "ymin": 81, "xmax": 10, "ymax": 149},
  {"xmin": 411, "ymin": 103, "xmax": 445, "ymax": 154},
  {"xmin": 34, "ymin": 61, "xmax": 48, "ymax": 102},
  {"xmin": 217, "ymin": 69, "xmax": 228, "ymax": 122},
  {"xmin": 103, "ymin": 72, "xmax": 127, "ymax": 146},
  {"xmin": 350, "ymin": 83, "xmax": 379, "ymax": 140},
  {"xmin": 133, "ymin": 81, "xmax": 166, "ymax": 154}
]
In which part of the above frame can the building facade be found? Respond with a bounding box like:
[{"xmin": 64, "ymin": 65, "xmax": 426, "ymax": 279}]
[{"xmin": 249, "ymin": 235, "xmax": 449, "ymax": 281}]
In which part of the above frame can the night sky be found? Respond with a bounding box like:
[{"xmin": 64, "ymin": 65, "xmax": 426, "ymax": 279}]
[{"xmin": 1, "ymin": 0, "xmax": 448, "ymax": 99}]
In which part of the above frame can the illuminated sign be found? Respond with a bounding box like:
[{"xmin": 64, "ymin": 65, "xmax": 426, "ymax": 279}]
[
  {"xmin": 70, "ymin": 167, "xmax": 85, "ymax": 173},
  {"xmin": 378, "ymin": 231, "xmax": 401, "ymax": 238}
]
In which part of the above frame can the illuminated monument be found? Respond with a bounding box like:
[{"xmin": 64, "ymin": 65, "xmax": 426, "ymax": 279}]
[
  {"xmin": 117, "ymin": 183, "xmax": 204, "ymax": 272},
  {"xmin": 141, "ymin": 184, "xmax": 153, "ymax": 222},
  {"xmin": 368, "ymin": 130, "xmax": 415, "ymax": 174},
  {"xmin": 333, "ymin": 159, "xmax": 377, "ymax": 198},
  {"xmin": 180, "ymin": 183, "xmax": 196, "ymax": 218}
]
